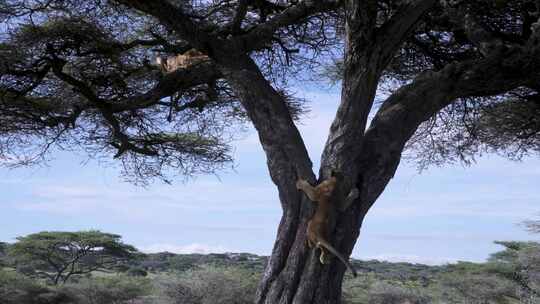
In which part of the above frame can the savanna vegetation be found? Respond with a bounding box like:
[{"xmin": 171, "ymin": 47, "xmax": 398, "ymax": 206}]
[{"xmin": 1, "ymin": 229, "xmax": 539, "ymax": 304}]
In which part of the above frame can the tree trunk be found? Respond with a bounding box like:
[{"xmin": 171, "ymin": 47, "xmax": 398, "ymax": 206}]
[
  {"xmin": 251, "ymin": 150, "xmax": 403, "ymax": 304},
  {"xmin": 255, "ymin": 199, "xmax": 369, "ymax": 304},
  {"xmin": 216, "ymin": 54, "xmax": 363, "ymax": 304},
  {"xmin": 217, "ymin": 42, "xmax": 391, "ymax": 304}
]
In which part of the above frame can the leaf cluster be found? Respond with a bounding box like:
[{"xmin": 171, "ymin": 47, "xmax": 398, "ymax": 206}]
[{"xmin": 9, "ymin": 230, "xmax": 139, "ymax": 284}]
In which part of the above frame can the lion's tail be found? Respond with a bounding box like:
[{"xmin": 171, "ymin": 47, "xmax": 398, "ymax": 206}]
[{"xmin": 317, "ymin": 239, "xmax": 357, "ymax": 277}]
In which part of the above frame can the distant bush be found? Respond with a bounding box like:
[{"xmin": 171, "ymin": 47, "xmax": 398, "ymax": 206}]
[
  {"xmin": 155, "ymin": 265, "xmax": 259, "ymax": 304},
  {"xmin": 127, "ymin": 266, "xmax": 149, "ymax": 277},
  {"xmin": 0, "ymin": 242, "xmax": 7, "ymax": 267},
  {"xmin": 0, "ymin": 269, "xmax": 73, "ymax": 304},
  {"xmin": 367, "ymin": 281, "xmax": 431, "ymax": 304},
  {"xmin": 437, "ymin": 272, "xmax": 518, "ymax": 303},
  {"xmin": 167, "ymin": 254, "xmax": 203, "ymax": 272},
  {"xmin": 64, "ymin": 275, "xmax": 152, "ymax": 304}
]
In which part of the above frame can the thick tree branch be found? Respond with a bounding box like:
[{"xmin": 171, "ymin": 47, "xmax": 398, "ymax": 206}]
[
  {"xmin": 237, "ymin": 0, "xmax": 341, "ymax": 52},
  {"xmin": 231, "ymin": 0, "xmax": 249, "ymax": 34},
  {"xmin": 111, "ymin": 62, "xmax": 222, "ymax": 112},
  {"xmin": 113, "ymin": 0, "xmax": 216, "ymax": 51},
  {"xmin": 359, "ymin": 34, "xmax": 540, "ymax": 211},
  {"xmin": 220, "ymin": 54, "xmax": 314, "ymax": 183},
  {"xmin": 376, "ymin": 0, "xmax": 437, "ymax": 65},
  {"xmin": 344, "ymin": 0, "xmax": 378, "ymax": 45},
  {"xmin": 320, "ymin": 0, "xmax": 436, "ymax": 177},
  {"xmin": 220, "ymin": 54, "xmax": 316, "ymax": 302}
]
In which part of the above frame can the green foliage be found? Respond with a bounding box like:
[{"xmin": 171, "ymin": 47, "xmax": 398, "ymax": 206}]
[
  {"xmin": 154, "ymin": 265, "xmax": 259, "ymax": 304},
  {"xmin": 3, "ymin": 233, "xmax": 538, "ymax": 303},
  {"xmin": 343, "ymin": 258, "xmax": 527, "ymax": 303},
  {"xmin": 9, "ymin": 230, "xmax": 138, "ymax": 285},
  {"xmin": 366, "ymin": 281, "xmax": 431, "ymax": 304},
  {"xmin": 436, "ymin": 271, "xmax": 518, "ymax": 303},
  {"xmin": 126, "ymin": 266, "xmax": 148, "ymax": 277},
  {"xmin": 0, "ymin": 242, "xmax": 7, "ymax": 267},
  {"xmin": 135, "ymin": 252, "xmax": 266, "ymax": 273},
  {"xmin": 0, "ymin": 269, "xmax": 73, "ymax": 304},
  {"xmin": 487, "ymin": 241, "xmax": 540, "ymax": 301},
  {"xmin": 64, "ymin": 275, "xmax": 152, "ymax": 304}
]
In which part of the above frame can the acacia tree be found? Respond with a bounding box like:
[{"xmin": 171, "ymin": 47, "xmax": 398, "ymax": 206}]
[
  {"xmin": 1, "ymin": 0, "xmax": 540, "ymax": 303},
  {"xmin": 489, "ymin": 241, "xmax": 540, "ymax": 300},
  {"xmin": 0, "ymin": 242, "xmax": 7, "ymax": 267},
  {"xmin": 525, "ymin": 217, "xmax": 540, "ymax": 234},
  {"xmin": 8, "ymin": 231, "xmax": 138, "ymax": 285}
]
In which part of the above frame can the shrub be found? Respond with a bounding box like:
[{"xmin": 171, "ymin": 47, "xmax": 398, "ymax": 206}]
[
  {"xmin": 127, "ymin": 267, "xmax": 149, "ymax": 277},
  {"xmin": 155, "ymin": 265, "xmax": 259, "ymax": 304},
  {"xmin": 438, "ymin": 272, "xmax": 518, "ymax": 303},
  {"xmin": 367, "ymin": 282, "xmax": 431, "ymax": 304},
  {"xmin": 0, "ymin": 242, "xmax": 7, "ymax": 267},
  {"xmin": 64, "ymin": 275, "xmax": 152, "ymax": 304},
  {"xmin": 0, "ymin": 269, "xmax": 72, "ymax": 304}
]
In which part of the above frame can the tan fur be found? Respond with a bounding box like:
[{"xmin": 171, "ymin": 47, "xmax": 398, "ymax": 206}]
[
  {"xmin": 156, "ymin": 49, "xmax": 209, "ymax": 73},
  {"xmin": 296, "ymin": 176, "xmax": 358, "ymax": 277}
]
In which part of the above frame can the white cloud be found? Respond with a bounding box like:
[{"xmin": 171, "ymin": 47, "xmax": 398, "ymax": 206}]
[
  {"xmin": 14, "ymin": 178, "xmax": 280, "ymax": 216},
  {"xmin": 34, "ymin": 185, "xmax": 104, "ymax": 199},
  {"xmin": 369, "ymin": 196, "xmax": 539, "ymax": 219},
  {"xmin": 141, "ymin": 243, "xmax": 232, "ymax": 254}
]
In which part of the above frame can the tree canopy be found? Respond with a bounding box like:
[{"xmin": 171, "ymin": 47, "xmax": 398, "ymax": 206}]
[
  {"xmin": 0, "ymin": 0, "xmax": 323, "ymax": 183},
  {"xmin": 524, "ymin": 217, "xmax": 540, "ymax": 234},
  {"xmin": 0, "ymin": 0, "xmax": 538, "ymax": 183},
  {"xmin": 8, "ymin": 230, "xmax": 138, "ymax": 284}
]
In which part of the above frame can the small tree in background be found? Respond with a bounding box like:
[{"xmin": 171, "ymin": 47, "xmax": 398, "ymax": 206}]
[
  {"xmin": 0, "ymin": 242, "xmax": 7, "ymax": 267},
  {"xmin": 488, "ymin": 241, "xmax": 540, "ymax": 301},
  {"xmin": 524, "ymin": 218, "xmax": 540, "ymax": 234},
  {"xmin": 438, "ymin": 265, "xmax": 519, "ymax": 304},
  {"xmin": 8, "ymin": 230, "xmax": 138, "ymax": 285}
]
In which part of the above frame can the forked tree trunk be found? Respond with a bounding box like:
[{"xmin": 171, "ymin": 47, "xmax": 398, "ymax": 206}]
[
  {"xmin": 215, "ymin": 35, "xmax": 398, "ymax": 303},
  {"xmin": 217, "ymin": 58, "xmax": 391, "ymax": 303}
]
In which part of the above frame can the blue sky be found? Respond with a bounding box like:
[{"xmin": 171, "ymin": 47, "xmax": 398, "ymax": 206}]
[{"xmin": 0, "ymin": 88, "xmax": 539, "ymax": 265}]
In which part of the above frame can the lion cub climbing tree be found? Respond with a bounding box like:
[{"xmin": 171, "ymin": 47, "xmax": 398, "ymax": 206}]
[{"xmin": 296, "ymin": 172, "xmax": 359, "ymax": 277}]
